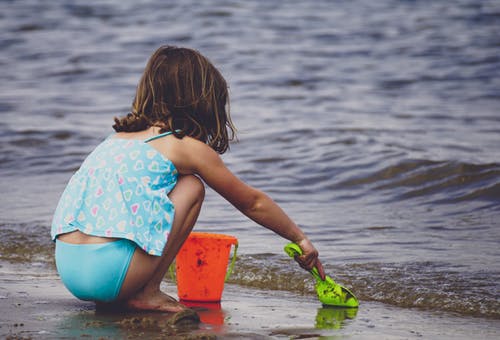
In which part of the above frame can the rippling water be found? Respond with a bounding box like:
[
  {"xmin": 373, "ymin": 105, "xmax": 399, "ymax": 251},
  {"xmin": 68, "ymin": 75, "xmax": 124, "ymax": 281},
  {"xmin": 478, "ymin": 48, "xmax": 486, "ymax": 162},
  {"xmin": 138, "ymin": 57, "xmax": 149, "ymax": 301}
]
[{"xmin": 1, "ymin": 0, "xmax": 499, "ymax": 319}]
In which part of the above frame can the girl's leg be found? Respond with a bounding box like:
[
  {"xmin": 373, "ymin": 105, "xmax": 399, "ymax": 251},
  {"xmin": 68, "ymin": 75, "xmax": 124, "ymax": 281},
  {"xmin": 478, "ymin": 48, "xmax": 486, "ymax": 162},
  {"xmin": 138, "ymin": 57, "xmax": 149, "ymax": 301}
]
[{"xmin": 117, "ymin": 175, "xmax": 205, "ymax": 312}]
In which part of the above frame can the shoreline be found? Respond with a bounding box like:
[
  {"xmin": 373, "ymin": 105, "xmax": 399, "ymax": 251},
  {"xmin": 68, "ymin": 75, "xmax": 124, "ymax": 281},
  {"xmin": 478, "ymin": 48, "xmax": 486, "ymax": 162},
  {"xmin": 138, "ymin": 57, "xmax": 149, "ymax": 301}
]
[{"xmin": 1, "ymin": 263, "xmax": 499, "ymax": 339}]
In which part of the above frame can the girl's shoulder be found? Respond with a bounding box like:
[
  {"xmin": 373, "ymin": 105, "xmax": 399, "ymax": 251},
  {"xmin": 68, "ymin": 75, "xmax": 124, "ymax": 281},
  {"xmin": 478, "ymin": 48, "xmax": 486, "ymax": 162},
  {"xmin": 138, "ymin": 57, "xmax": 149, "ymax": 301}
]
[{"xmin": 149, "ymin": 134, "xmax": 219, "ymax": 175}]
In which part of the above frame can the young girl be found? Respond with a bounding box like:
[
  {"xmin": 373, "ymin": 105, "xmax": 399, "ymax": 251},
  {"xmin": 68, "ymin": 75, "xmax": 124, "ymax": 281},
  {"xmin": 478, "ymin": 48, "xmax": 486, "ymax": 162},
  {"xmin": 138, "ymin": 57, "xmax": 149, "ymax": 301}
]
[{"xmin": 51, "ymin": 45, "xmax": 325, "ymax": 312}]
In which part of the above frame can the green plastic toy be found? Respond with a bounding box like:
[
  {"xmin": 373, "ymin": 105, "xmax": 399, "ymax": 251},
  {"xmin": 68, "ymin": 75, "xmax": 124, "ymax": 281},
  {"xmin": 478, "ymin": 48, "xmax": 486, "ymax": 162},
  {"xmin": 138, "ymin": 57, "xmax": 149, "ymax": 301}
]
[{"xmin": 284, "ymin": 243, "xmax": 359, "ymax": 308}]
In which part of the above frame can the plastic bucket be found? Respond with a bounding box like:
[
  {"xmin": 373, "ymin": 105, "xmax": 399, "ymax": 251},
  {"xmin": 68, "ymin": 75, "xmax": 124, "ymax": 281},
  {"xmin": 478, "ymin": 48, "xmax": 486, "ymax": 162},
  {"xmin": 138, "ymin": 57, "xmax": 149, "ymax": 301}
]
[{"xmin": 175, "ymin": 232, "xmax": 238, "ymax": 302}]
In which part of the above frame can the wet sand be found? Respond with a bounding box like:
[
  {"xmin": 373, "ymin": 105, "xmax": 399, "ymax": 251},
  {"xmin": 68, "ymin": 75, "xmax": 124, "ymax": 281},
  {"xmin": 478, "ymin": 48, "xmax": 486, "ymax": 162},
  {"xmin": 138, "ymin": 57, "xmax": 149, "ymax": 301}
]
[{"xmin": 1, "ymin": 263, "xmax": 499, "ymax": 339}]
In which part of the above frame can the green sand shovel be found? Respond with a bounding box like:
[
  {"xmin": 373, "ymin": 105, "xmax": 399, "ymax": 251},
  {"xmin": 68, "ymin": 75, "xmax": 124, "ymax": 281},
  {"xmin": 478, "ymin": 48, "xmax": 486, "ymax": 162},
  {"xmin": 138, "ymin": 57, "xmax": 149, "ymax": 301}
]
[{"xmin": 284, "ymin": 243, "xmax": 359, "ymax": 308}]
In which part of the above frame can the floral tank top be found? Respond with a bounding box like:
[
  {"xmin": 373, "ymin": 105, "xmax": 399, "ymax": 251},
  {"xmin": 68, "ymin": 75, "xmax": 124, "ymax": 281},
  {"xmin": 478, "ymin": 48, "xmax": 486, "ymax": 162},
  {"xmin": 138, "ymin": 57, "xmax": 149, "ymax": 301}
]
[{"xmin": 51, "ymin": 132, "xmax": 178, "ymax": 256}]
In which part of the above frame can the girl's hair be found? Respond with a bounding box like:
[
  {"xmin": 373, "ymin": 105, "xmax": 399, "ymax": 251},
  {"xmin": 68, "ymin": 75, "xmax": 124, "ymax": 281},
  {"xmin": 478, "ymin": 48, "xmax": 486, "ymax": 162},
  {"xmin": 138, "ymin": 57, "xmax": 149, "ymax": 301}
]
[{"xmin": 113, "ymin": 45, "xmax": 236, "ymax": 154}]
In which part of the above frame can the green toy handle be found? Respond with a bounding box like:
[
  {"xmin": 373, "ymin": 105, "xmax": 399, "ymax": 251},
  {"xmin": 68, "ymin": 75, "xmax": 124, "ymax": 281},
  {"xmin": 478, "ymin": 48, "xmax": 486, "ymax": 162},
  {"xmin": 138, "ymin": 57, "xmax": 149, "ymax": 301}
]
[{"xmin": 284, "ymin": 242, "xmax": 323, "ymax": 281}]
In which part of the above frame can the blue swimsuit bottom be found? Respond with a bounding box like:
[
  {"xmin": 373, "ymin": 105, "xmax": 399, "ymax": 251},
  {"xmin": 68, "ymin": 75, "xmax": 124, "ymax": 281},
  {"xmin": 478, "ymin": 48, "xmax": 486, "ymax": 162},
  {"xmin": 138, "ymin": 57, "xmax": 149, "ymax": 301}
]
[{"xmin": 55, "ymin": 238, "xmax": 136, "ymax": 302}]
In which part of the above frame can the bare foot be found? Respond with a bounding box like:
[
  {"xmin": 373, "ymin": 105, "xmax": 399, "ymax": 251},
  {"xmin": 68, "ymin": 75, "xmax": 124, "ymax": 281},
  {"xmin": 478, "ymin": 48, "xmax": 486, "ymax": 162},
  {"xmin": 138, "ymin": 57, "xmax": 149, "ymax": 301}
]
[{"xmin": 125, "ymin": 289, "xmax": 186, "ymax": 313}]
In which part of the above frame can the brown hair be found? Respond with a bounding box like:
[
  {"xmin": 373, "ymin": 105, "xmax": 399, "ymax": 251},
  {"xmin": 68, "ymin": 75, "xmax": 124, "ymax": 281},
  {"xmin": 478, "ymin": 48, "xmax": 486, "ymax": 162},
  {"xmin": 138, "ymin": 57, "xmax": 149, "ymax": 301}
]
[{"xmin": 113, "ymin": 46, "xmax": 236, "ymax": 154}]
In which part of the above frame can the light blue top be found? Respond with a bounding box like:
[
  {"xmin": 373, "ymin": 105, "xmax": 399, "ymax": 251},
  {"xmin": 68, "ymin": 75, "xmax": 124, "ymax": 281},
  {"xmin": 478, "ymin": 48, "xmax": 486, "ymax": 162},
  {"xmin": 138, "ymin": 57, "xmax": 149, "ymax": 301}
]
[{"xmin": 51, "ymin": 132, "xmax": 178, "ymax": 256}]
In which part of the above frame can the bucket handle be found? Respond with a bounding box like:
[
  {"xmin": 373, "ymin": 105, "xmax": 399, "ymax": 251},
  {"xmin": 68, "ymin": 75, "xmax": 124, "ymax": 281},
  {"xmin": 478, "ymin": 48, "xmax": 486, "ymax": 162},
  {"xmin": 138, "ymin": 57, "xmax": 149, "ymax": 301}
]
[
  {"xmin": 225, "ymin": 242, "xmax": 238, "ymax": 281},
  {"xmin": 169, "ymin": 242, "xmax": 239, "ymax": 283},
  {"xmin": 169, "ymin": 262, "xmax": 176, "ymax": 282}
]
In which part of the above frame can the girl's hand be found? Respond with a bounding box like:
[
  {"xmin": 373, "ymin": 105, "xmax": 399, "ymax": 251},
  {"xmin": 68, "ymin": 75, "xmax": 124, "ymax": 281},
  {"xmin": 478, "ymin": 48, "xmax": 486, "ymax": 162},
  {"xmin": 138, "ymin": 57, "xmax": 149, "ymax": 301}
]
[{"xmin": 295, "ymin": 238, "xmax": 326, "ymax": 280}]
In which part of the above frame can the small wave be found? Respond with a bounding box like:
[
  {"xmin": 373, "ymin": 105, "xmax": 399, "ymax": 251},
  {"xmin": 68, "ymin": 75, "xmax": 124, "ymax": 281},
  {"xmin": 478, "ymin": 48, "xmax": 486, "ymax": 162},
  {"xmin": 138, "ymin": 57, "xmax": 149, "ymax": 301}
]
[
  {"xmin": 15, "ymin": 24, "xmax": 45, "ymax": 32},
  {"xmin": 0, "ymin": 224, "xmax": 54, "ymax": 265},
  {"xmin": 448, "ymin": 182, "xmax": 500, "ymax": 202},
  {"xmin": 0, "ymin": 128, "xmax": 96, "ymax": 174},
  {"xmin": 199, "ymin": 10, "xmax": 233, "ymax": 18},
  {"xmin": 47, "ymin": 67, "xmax": 90, "ymax": 78},
  {"xmin": 2, "ymin": 229, "xmax": 498, "ymax": 319},
  {"xmin": 2, "ymin": 128, "xmax": 75, "ymax": 140},
  {"xmin": 335, "ymin": 160, "xmax": 500, "ymax": 204},
  {"xmin": 64, "ymin": 3, "xmax": 114, "ymax": 20},
  {"xmin": 227, "ymin": 255, "xmax": 500, "ymax": 319}
]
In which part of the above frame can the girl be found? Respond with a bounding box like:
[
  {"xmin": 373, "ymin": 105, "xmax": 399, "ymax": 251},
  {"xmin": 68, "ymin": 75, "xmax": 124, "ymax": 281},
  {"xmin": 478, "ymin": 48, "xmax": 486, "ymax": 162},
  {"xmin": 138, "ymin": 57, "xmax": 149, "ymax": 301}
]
[{"xmin": 51, "ymin": 45, "xmax": 325, "ymax": 312}]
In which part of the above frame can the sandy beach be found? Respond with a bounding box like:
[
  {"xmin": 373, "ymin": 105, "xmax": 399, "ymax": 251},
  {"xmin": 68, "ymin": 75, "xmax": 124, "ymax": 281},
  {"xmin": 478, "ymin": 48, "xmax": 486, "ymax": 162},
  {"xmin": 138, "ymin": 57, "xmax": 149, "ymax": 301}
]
[{"xmin": 1, "ymin": 263, "xmax": 498, "ymax": 340}]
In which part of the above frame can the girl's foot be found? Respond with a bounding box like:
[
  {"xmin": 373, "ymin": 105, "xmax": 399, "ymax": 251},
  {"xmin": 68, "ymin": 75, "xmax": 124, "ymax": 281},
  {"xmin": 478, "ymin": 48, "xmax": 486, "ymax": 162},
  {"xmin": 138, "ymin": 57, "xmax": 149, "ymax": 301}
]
[{"xmin": 125, "ymin": 289, "xmax": 186, "ymax": 313}]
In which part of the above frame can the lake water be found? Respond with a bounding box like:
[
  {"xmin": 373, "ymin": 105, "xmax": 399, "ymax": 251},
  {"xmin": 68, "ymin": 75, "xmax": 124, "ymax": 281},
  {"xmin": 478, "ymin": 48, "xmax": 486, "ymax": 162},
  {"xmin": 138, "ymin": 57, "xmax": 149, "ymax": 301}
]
[{"xmin": 0, "ymin": 0, "xmax": 499, "ymax": 319}]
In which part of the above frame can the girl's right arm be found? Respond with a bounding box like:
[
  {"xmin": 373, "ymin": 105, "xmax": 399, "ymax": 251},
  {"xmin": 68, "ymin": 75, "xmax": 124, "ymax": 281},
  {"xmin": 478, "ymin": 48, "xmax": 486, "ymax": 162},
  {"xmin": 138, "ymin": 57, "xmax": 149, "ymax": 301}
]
[{"xmin": 170, "ymin": 137, "xmax": 326, "ymax": 278}]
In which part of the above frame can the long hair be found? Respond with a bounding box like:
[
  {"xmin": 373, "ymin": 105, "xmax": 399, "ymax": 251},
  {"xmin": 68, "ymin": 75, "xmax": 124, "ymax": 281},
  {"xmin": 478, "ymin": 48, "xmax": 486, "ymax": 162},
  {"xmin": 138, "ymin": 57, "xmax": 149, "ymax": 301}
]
[{"xmin": 113, "ymin": 46, "xmax": 236, "ymax": 154}]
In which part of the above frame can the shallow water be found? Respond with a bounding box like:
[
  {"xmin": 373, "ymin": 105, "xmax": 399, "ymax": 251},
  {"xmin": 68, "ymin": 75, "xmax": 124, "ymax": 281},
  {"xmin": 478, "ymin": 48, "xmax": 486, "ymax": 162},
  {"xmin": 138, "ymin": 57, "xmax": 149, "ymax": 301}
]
[
  {"xmin": 2, "ymin": 265, "xmax": 499, "ymax": 339},
  {"xmin": 1, "ymin": 0, "xmax": 499, "ymax": 319}
]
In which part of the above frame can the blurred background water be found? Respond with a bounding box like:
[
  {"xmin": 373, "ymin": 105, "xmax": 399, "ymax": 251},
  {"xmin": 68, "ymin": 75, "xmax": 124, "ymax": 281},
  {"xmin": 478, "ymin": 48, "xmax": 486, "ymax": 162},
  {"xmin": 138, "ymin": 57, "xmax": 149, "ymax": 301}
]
[{"xmin": 0, "ymin": 0, "xmax": 499, "ymax": 319}]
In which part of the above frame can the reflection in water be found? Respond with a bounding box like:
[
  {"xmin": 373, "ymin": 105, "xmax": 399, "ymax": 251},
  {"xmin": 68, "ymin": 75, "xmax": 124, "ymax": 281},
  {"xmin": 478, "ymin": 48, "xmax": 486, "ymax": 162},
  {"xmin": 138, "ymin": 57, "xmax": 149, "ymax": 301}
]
[
  {"xmin": 182, "ymin": 301, "xmax": 226, "ymax": 331},
  {"xmin": 56, "ymin": 310, "xmax": 124, "ymax": 339},
  {"xmin": 315, "ymin": 307, "xmax": 358, "ymax": 330},
  {"xmin": 55, "ymin": 308, "xmax": 202, "ymax": 338}
]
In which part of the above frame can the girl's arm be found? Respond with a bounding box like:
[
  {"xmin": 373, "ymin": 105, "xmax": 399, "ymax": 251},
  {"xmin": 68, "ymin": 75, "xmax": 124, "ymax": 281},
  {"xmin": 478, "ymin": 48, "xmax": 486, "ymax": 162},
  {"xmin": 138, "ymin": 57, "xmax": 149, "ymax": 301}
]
[{"xmin": 175, "ymin": 138, "xmax": 325, "ymax": 278}]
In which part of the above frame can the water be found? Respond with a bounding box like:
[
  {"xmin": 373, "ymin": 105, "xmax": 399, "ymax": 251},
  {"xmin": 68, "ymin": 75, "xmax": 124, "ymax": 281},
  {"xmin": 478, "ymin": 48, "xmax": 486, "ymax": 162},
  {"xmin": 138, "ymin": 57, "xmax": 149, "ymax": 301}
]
[{"xmin": 1, "ymin": 0, "xmax": 499, "ymax": 319}]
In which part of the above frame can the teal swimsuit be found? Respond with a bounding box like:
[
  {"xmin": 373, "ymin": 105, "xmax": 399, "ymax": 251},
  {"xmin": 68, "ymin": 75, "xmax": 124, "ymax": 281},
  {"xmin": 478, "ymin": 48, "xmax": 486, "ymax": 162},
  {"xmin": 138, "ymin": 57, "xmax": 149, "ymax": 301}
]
[
  {"xmin": 55, "ymin": 238, "xmax": 135, "ymax": 302},
  {"xmin": 51, "ymin": 131, "xmax": 178, "ymax": 302}
]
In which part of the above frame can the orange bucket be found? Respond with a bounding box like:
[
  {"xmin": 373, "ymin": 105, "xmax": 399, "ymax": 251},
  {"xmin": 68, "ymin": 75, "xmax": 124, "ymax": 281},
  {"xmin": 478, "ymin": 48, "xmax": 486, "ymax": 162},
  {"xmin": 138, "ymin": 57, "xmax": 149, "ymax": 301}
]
[{"xmin": 175, "ymin": 232, "xmax": 238, "ymax": 302}]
